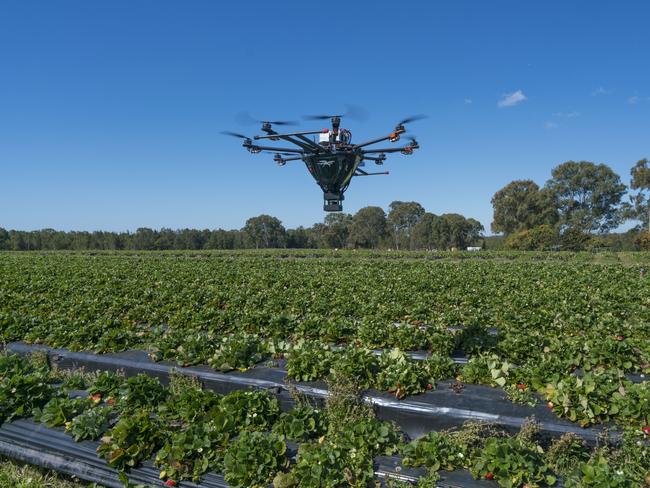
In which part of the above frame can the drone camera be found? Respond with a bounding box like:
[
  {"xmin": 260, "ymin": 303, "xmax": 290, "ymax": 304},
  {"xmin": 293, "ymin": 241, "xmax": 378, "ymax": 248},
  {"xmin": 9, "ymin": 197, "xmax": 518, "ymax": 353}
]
[{"xmin": 323, "ymin": 192, "xmax": 344, "ymax": 212}]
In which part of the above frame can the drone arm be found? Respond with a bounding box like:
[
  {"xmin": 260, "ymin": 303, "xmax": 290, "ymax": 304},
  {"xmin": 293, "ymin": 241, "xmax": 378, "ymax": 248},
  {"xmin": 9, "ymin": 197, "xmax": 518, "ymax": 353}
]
[
  {"xmin": 353, "ymin": 128, "xmax": 405, "ymax": 149},
  {"xmin": 261, "ymin": 127, "xmax": 321, "ymax": 153},
  {"xmin": 254, "ymin": 130, "xmax": 324, "ymax": 140},
  {"xmin": 275, "ymin": 135, "xmax": 316, "ymax": 152},
  {"xmin": 252, "ymin": 145, "xmax": 304, "ymax": 154},
  {"xmin": 354, "ymin": 169, "xmax": 389, "ymax": 176},
  {"xmin": 294, "ymin": 134, "xmax": 323, "ymax": 151},
  {"xmin": 361, "ymin": 146, "xmax": 417, "ymax": 154}
]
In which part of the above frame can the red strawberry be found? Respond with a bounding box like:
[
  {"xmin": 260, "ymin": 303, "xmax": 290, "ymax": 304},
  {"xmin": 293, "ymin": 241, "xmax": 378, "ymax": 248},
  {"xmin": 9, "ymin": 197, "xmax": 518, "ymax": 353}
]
[
  {"xmin": 164, "ymin": 480, "xmax": 177, "ymax": 487},
  {"xmin": 90, "ymin": 393, "xmax": 102, "ymax": 404},
  {"xmin": 642, "ymin": 426, "xmax": 650, "ymax": 435},
  {"xmin": 426, "ymin": 383, "xmax": 433, "ymax": 390},
  {"xmin": 613, "ymin": 335, "xmax": 625, "ymax": 341},
  {"xmin": 517, "ymin": 383, "xmax": 526, "ymax": 391},
  {"xmin": 547, "ymin": 401, "xmax": 554, "ymax": 409},
  {"xmin": 485, "ymin": 472, "xmax": 494, "ymax": 480}
]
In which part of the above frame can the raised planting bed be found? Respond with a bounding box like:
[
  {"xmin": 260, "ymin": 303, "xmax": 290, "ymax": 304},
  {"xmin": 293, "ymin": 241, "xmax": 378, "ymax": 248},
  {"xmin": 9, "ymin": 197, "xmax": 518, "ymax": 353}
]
[
  {"xmin": 0, "ymin": 418, "xmax": 498, "ymax": 488},
  {"xmin": 6, "ymin": 342, "xmax": 620, "ymax": 446}
]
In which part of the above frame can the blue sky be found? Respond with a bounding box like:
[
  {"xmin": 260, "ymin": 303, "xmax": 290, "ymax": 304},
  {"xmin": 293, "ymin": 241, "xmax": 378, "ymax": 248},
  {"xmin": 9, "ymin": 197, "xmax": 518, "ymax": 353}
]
[{"xmin": 1, "ymin": 1, "xmax": 649, "ymax": 232}]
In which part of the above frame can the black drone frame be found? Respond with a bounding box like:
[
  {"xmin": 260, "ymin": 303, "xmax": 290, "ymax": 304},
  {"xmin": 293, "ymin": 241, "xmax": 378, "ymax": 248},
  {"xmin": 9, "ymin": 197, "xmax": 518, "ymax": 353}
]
[{"xmin": 224, "ymin": 115, "xmax": 421, "ymax": 211}]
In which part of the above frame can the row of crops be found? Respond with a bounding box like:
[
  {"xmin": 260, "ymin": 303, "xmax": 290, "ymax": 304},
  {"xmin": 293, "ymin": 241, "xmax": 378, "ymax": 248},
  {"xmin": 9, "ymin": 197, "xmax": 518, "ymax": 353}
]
[
  {"xmin": 0, "ymin": 352, "xmax": 647, "ymax": 487},
  {"xmin": 0, "ymin": 250, "xmax": 649, "ymax": 486}
]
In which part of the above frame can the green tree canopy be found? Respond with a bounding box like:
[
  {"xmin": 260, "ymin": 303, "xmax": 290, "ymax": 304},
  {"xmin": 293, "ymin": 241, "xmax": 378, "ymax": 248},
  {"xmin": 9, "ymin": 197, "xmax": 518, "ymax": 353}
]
[
  {"xmin": 491, "ymin": 180, "xmax": 558, "ymax": 234},
  {"xmin": 504, "ymin": 224, "xmax": 559, "ymax": 251},
  {"xmin": 242, "ymin": 215, "xmax": 287, "ymax": 249},
  {"xmin": 440, "ymin": 213, "xmax": 484, "ymax": 250},
  {"xmin": 321, "ymin": 213, "xmax": 353, "ymax": 248},
  {"xmin": 628, "ymin": 158, "xmax": 650, "ymax": 230},
  {"xmin": 387, "ymin": 201, "xmax": 425, "ymax": 250},
  {"xmin": 544, "ymin": 161, "xmax": 626, "ymax": 233},
  {"xmin": 347, "ymin": 206, "xmax": 387, "ymax": 248}
]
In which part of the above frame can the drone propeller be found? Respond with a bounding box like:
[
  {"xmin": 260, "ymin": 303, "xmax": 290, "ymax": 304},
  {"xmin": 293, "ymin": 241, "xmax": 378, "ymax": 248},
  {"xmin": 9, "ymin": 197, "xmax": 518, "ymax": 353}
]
[
  {"xmin": 235, "ymin": 111, "xmax": 297, "ymax": 126},
  {"xmin": 220, "ymin": 131, "xmax": 251, "ymax": 140},
  {"xmin": 397, "ymin": 114, "xmax": 428, "ymax": 126},
  {"xmin": 404, "ymin": 135, "xmax": 418, "ymax": 143},
  {"xmin": 303, "ymin": 104, "xmax": 369, "ymax": 121}
]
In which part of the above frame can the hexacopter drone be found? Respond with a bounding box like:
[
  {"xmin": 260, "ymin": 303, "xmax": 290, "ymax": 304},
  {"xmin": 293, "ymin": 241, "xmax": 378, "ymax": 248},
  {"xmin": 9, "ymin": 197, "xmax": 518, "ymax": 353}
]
[{"xmin": 222, "ymin": 111, "xmax": 424, "ymax": 211}]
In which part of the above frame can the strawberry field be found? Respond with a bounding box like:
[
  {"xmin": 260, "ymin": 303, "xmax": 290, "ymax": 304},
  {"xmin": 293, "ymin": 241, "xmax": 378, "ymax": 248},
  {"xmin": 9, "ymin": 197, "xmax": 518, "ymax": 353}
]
[{"xmin": 0, "ymin": 250, "xmax": 648, "ymax": 487}]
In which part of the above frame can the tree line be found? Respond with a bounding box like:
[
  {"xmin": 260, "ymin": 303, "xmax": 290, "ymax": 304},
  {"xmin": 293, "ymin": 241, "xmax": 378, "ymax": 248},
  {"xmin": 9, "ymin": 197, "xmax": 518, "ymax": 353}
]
[
  {"xmin": 0, "ymin": 203, "xmax": 484, "ymax": 251},
  {"xmin": 490, "ymin": 159, "xmax": 650, "ymax": 250},
  {"xmin": 4, "ymin": 158, "xmax": 648, "ymax": 252}
]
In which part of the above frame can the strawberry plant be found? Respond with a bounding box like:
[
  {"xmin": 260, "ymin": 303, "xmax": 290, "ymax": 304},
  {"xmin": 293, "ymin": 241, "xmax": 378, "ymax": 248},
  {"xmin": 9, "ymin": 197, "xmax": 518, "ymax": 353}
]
[
  {"xmin": 34, "ymin": 396, "xmax": 91, "ymax": 428},
  {"xmin": 223, "ymin": 431, "xmax": 288, "ymax": 488},
  {"xmin": 97, "ymin": 409, "xmax": 164, "ymax": 471},
  {"xmin": 610, "ymin": 380, "xmax": 649, "ymax": 426},
  {"xmin": 572, "ymin": 337, "xmax": 642, "ymax": 373},
  {"xmin": 471, "ymin": 437, "xmax": 557, "ymax": 487},
  {"xmin": 271, "ymin": 405, "xmax": 326, "ymax": 442},
  {"xmin": 402, "ymin": 431, "xmax": 465, "ymax": 472},
  {"xmin": 376, "ymin": 349, "xmax": 429, "ymax": 399},
  {"xmin": 421, "ymin": 353, "xmax": 457, "ymax": 382},
  {"xmin": 544, "ymin": 371, "xmax": 622, "ymax": 426},
  {"xmin": 460, "ymin": 353, "xmax": 513, "ymax": 388},
  {"xmin": 150, "ymin": 328, "xmax": 218, "ymax": 366},
  {"xmin": 155, "ymin": 418, "xmax": 233, "ymax": 482},
  {"xmin": 87, "ymin": 371, "xmax": 125, "ymax": 398},
  {"xmin": 218, "ymin": 389, "xmax": 280, "ymax": 431},
  {"xmin": 564, "ymin": 455, "xmax": 631, "ymax": 487},
  {"xmin": 337, "ymin": 417, "xmax": 402, "ymax": 456},
  {"xmin": 290, "ymin": 439, "xmax": 375, "ymax": 488},
  {"xmin": 387, "ymin": 323, "xmax": 434, "ymax": 351},
  {"xmin": 356, "ymin": 318, "xmax": 391, "ymax": 348},
  {"xmin": 115, "ymin": 374, "xmax": 167, "ymax": 411},
  {"xmin": 286, "ymin": 341, "xmax": 334, "ymax": 382},
  {"xmin": 0, "ymin": 355, "xmax": 53, "ymax": 423},
  {"xmin": 330, "ymin": 346, "xmax": 378, "ymax": 388},
  {"xmin": 157, "ymin": 384, "xmax": 221, "ymax": 425},
  {"xmin": 67, "ymin": 405, "xmax": 114, "ymax": 441},
  {"xmin": 208, "ymin": 332, "xmax": 269, "ymax": 372}
]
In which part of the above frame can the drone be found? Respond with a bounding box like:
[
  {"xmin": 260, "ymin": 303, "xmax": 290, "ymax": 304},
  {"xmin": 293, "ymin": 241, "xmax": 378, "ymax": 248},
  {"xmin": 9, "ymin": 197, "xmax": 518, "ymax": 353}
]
[{"xmin": 222, "ymin": 111, "xmax": 424, "ymax": 211}]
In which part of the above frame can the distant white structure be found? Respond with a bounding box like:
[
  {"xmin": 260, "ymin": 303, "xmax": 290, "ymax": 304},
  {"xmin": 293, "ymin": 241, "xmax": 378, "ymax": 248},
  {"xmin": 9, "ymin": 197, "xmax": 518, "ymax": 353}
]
[{"xmin": 466, "ymin": 246, "xmax": 481, "ymax": 252}]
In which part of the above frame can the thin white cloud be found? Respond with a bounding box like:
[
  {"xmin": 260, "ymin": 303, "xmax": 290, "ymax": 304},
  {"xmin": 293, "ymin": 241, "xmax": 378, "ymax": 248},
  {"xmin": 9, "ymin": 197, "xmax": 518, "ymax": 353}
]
[
  {"xmin": 497, "ymin": 90, "xmax": 527, "ymax": 108},
  {"xmin": 627, "ymin": 94, "xmax": 650, "ymax": 104},
  {"xmin": 591, "ymin": 86, "xmax": 613, "ymax": 96},
  {"xmin": 464, "ymin": 98, "xmax": 473, "ymax": 104},
  {"xmin": 553, "ymin": 111, "xmax": 581, "ymax": 118},
  {"xmin": 544, "ymin": 121, "xmax": 558, "ymax": 129}
]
